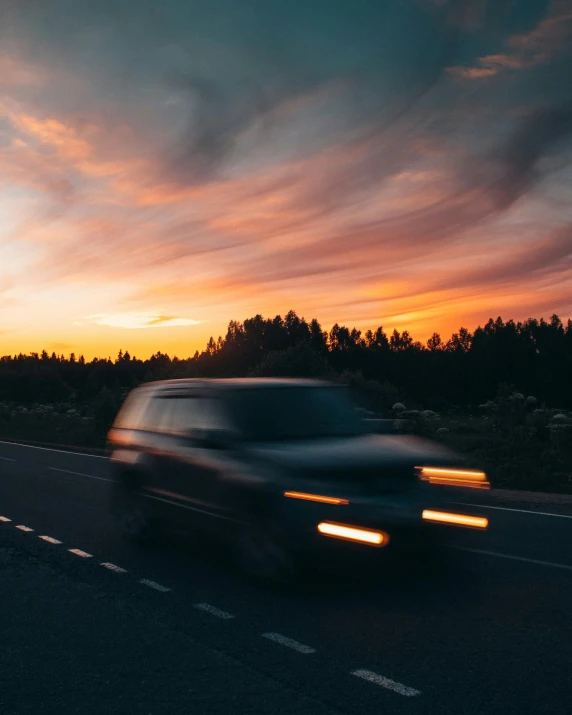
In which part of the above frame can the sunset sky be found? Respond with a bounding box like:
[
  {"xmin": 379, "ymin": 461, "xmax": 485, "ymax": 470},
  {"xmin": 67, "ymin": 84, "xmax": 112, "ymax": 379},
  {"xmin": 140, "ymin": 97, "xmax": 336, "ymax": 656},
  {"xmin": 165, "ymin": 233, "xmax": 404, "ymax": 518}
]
[{"xmin": 1, "ymin": 0, "xmax": 571, "ymax": 360}]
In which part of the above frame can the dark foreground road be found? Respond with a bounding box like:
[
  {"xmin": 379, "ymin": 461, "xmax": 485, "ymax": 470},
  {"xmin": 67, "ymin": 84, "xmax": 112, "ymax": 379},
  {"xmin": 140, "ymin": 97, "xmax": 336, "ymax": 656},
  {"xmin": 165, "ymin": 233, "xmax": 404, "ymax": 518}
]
[{"xmin": 1, "ymin": 440, "xmax": 571, "ymax": 715}]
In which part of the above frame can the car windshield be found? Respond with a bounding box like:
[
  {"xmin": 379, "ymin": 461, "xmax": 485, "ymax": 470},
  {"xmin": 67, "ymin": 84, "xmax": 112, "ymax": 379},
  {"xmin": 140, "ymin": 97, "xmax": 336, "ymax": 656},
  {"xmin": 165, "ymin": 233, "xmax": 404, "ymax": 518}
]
[{"xmin": 226, "ymin": 385, "xmax": 363, "ymax": 441}]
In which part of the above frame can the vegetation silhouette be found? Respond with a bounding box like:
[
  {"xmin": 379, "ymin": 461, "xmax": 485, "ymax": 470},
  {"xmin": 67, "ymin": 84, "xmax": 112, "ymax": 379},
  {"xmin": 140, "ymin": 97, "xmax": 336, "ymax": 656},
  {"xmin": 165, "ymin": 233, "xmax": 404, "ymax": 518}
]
[
  {"xmin": 1, "ymin": 310, "xmax": 571, "ymax": 492},
  {"xmin": 1, "ymin": 310, "xmax": 570, "ymax": 410}
]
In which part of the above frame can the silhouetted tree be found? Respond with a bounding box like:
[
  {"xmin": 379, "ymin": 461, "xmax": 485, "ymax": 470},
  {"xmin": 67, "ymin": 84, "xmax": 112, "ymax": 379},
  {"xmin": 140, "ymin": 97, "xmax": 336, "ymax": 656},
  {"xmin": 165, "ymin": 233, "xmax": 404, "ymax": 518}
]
[
  {"xmin": 427, "ymin": 333, "xmax": 443, "ymax": 351},
  {"xmin": 0, "ymin": 310, "xmax": 570, "ymax": 409}
]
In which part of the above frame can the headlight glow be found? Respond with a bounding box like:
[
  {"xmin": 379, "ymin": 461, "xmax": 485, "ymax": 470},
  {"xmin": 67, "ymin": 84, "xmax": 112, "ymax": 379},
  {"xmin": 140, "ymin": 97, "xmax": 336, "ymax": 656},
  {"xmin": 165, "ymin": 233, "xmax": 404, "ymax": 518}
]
[
  {"xmin": 317, "ymin": 522, "xmax": 386, "ymax": 545},
  {"xmin": 418, "ymin": 466, "xmax": 490, "ymax": 489},
  {"xmin": 422, "ymin": 509, "xmax": 488, "ymax": 529}
]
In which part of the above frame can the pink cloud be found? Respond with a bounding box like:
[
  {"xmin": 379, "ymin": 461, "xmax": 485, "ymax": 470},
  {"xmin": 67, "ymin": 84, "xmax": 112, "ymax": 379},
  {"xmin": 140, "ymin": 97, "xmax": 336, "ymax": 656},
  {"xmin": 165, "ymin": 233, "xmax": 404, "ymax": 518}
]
[
  {"xmin": 0, "ymin": 54, "xmax": 47, "ymax": 88},
  {"xmin": 1, "ymin": 41, "xmax": 571, "ymax": 356},
  {"xmin": 479, "ymin": 54, "xmax": 527, "ymax": 70},
  {"xmin": 446, "ymin": 66, "xmax": 498, "ymax": 79},
  {"xmin": 447, "ymin": 1, "xmax": 572, "ymax": 80},
  {"xmin": 507, "ymin": 1, "xmax": 572, "ymax": 53}
]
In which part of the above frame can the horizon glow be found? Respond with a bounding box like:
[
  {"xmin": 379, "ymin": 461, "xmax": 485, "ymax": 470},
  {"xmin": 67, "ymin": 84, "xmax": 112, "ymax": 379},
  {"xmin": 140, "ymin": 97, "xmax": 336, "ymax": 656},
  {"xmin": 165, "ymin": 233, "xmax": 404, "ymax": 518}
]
[{"xmin": 1, "ymin": 1, "xmax": 571, "ymax": 360}]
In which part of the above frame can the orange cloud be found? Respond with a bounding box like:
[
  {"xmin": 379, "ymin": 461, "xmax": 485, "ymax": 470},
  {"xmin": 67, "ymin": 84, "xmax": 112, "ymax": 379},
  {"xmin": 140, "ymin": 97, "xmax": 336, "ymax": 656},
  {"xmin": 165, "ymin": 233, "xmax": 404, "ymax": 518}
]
[{"xmin": 13, "ymin": 113, "xmax": 92, "ymax": 161}]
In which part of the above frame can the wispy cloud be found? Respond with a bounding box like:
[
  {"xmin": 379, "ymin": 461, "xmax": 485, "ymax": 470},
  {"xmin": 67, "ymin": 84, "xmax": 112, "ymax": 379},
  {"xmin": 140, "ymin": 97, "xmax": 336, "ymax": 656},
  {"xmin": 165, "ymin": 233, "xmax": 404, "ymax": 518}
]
[
  {"xmin": 0, "ymin": 1, "xmax": 571, "ymax": 356},
  {"xmin": 0, "ymin": 53, "xmax": 48, "ymax": 88},
  {"xmin": 78, "ymin": 313, "xmax": 201, "ymax": 330},
  {"xmin": 48, "ymin": 342, "xmax": 75, "ymax": 352},
  {"xmin": 447, "ymin": 1, "xmax": 572, "ymax": 79}
]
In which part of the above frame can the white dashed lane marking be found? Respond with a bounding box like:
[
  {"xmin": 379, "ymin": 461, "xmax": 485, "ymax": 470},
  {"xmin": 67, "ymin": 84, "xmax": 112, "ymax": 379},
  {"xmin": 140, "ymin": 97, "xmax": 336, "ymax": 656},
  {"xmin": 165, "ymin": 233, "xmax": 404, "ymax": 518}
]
[
  {"xmin": 352, "ymin": 669, "xmax": 421, "ymax": 697},
  {"xmin": 101, "ymin": 562, "xmax": 127, "ymax": 574},
  {"xmin": 0, "ymin": 456, "xmax": 15, "ymax": 461},
  {"xmin": 140, "ymin": 579, "xmax": 171, "ymax": 593},
  {"xmin": 262, "ymin": 633, "xmax": 316, "ymax": 654},
  {"xmin": 194, "ymin": 603, "xmax": 235, "ymax": 619},
  {"xmin": 48, "ymin": 467, "xmax": 111, "ymax": 483},
  {"xmin": 0, "ymin": 510, "xmax": 428, "ymax": 699},
  {"xmin": 68, "ymin": 548, "xmax": 93, "ymax": 558}
]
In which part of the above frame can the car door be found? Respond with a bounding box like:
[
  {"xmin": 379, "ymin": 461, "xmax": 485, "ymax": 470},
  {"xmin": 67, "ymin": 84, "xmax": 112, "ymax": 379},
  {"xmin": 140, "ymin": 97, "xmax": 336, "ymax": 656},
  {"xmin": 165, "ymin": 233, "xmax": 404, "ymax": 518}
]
[
  {"xmin": 133, "ymin": 394, "xmax": 182, "ymax": 524},
  {"xmin": 184, "ymin": 393, "xmax": 235, "ymax": 523},
  {"xmin": 153, "ymin": 391, "xmax": 231, "ymax": 533}
]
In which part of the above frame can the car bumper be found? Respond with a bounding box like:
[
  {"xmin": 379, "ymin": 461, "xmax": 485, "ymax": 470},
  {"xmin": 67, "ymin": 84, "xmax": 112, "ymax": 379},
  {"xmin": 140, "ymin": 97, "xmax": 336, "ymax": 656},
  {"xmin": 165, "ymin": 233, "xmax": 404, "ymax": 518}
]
[{"xmin": 280, "ymin": 495, "xmax": 488, "ymax": 561}]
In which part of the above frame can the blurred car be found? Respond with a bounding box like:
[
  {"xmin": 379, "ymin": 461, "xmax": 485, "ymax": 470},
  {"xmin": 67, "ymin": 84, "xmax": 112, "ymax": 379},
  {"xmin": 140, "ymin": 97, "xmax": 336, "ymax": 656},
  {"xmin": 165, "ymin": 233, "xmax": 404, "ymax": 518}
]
[{"xmin": 107, "ymin": 378, "xmax": 489, "ymax": 583}]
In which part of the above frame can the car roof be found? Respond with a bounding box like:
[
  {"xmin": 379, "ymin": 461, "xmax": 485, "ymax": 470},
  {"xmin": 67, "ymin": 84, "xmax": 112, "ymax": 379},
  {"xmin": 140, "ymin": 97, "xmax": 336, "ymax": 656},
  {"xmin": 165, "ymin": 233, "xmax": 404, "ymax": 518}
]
[{"xmin": 136, "ymin": 377, "xmax": 332, "ymax": 395}]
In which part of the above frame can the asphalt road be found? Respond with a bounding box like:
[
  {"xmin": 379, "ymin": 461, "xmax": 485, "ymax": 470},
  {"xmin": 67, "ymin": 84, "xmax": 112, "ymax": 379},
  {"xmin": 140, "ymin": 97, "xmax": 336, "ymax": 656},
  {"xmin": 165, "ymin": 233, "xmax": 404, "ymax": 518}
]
[{"xmin": 1, "ymin": 439, "xmax": 571, "ymax": 715}]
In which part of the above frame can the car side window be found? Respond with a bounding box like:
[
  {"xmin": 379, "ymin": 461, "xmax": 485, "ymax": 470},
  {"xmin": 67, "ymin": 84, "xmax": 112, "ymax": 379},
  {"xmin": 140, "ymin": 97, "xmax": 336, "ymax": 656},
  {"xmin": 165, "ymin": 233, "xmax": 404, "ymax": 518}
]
[
  {"xmin": 163, "ymin": 397, "xmax": 199, "ymax": 434},
  {"xmin": 195, "ymin": 397, "xmax": 228, "ymax": 431},
  {"xmin": 113, "ymin": 391, "xmax": 150, "ymax": 430},
  {"xmin": 138, "ymin": 396, "xmax": 171, "ymax": 432},
  {"xmin": 161, "ymin": 396, "xmax": 228, "ymax": 435}
]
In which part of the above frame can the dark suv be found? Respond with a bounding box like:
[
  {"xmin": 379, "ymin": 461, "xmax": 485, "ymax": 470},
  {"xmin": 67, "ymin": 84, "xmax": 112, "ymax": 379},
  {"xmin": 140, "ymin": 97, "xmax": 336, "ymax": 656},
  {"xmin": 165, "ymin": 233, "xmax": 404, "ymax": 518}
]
[{"xmin": 107, "ymin": 378, "xmax": 489, "ymax": 583}]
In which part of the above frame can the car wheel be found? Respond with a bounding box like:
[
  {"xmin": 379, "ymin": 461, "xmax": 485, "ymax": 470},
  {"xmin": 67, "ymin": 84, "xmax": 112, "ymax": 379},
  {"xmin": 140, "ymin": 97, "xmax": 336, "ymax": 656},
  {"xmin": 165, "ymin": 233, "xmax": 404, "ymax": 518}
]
[
  {"xmin": 114, "ymin": 487, "xmax": 156, "ymax": 545},
  {"xmin": 234, "ymin": 522, "xmax": 298, "ymax": 588}
]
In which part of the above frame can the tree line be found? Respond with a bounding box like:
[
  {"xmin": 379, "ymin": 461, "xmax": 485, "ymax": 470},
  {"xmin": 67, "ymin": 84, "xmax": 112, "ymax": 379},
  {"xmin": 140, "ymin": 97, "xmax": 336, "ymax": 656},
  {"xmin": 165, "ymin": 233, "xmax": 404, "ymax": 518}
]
[{"xmin": 1, "ymin": 310, "xmax": 571, "ymax": 411}]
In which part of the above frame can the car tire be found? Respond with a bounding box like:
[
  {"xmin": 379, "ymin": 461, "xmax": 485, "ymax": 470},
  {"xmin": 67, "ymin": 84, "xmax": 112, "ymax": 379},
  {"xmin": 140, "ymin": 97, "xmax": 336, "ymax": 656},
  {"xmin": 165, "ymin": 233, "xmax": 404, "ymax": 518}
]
[
  {"xmin": 113, "ymin": 485, "xmax": 157, "ymax": 546},
  {"xmin": 234, "ymin": 521, "xmax": 298, "ymax": 588}
]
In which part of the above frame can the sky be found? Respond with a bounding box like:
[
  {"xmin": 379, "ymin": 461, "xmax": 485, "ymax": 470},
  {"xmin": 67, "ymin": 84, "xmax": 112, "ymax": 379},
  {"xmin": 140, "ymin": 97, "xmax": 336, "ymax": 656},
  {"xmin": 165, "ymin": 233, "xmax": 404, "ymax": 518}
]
[{"xmin": 1, "ymin": 0, "xmax": 571, "ymax": 360}]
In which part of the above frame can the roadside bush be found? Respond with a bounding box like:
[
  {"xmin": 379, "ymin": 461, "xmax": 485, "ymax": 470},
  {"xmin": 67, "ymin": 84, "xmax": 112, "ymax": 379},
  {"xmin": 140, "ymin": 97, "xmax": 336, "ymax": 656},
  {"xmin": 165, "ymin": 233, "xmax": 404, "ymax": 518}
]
[
  {"xmin": 337, "ymin": 371, "xmax": 402, "ymax": 415},
  {"xmin": 91, "ymin": 387, "xmax": 120, "ymax": 437},
  {"xmin": 1, "ymin": 369, "xmax": 570, "ymax": 493}
]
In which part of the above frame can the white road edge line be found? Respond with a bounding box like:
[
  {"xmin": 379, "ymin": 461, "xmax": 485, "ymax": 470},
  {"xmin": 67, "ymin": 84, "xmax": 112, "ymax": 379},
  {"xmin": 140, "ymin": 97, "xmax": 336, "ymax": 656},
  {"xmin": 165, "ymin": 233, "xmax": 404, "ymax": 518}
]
[
  {"xmin": 194, "ymin": 603, "xmax": 235, "ymax": 620},
  {"xmin": 38, "ymin": 535, "xmax": 62, "ymax": 545},
  {"xmin": 101, "ymin": 562, "xmax": 127, "ymax": 574},
  {"xmin": 140, "ymin": 579, "xmax": 171, "ymax": 593},
  {"xmin": 454, "ymin": 502, "xmax": 572, "ymax": 519},
  {"xmin": 0, "ymin": 456, "xmax": 16, "ymax": 461},
  {"xmin": 0, "ymin": 439, "xmax": 107, "ymax": 459},
  {"xmin": 352, "ymin": 669, "xmax": 421, "ymax": 697},
  {"xmin": 0, "ymin": 516, "xmax": 12, "ymax": 522},
  {"xmin": 15, "ymin": 525, "xmax": 34, "ymax": 532},
  {"xmin": 454, "ymin": 546, "xmax": 572, "ymax": 571},
  {"xmin": 68, "ymin": 548, "xmax": 93, "ymax": 558},
  {"xmin": 47, "ymin": 467, "xmax": 111, "ymax": 483},
  {"xmin": 261, "ymin": 632, "xmax": 316, "ymax": 654}
]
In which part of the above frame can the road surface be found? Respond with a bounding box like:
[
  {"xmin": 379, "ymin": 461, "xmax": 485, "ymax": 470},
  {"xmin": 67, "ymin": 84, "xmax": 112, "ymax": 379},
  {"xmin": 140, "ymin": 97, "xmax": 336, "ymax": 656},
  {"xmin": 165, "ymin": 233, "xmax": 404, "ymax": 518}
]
[{"xmin": 1, "ymin": 439, "xmax": 571, "ymax": 715}]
